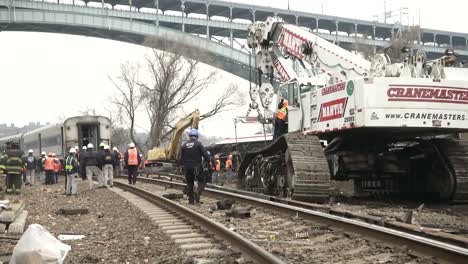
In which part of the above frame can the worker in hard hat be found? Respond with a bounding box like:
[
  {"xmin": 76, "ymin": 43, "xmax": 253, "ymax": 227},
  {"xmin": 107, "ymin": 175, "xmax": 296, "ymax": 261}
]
[
  {"xmin": 98, "ymin": 142, "xmax": 105, "ymax": 156},
  {"xmin": 179, "ymin": 129, "xmax": 211, "ymax": 204},
  {"xmin": 65, "ymin": 148, "xmax": 80, "ymax": 195},
  {"xmin": 38, "ymin": 151, "xmax": 47, "ymax": 184},
  {"xmin": 112, "ymin": 146, "xmax": 122, "ymax": 177},
  {"xmin": 225, "ymin": 154, "xmax": 234, "ymax": 182},
  {"xmin": 273, "ymin": 95, "xmax": 288, "ymax": 139},
  {"xmin": 2, "ymin": 140, "xmax": 25, "ymax": 194},
  {"xmin": 24, "ymin": 149, "xmax": 37, "ymax": 186},
  {"xmin": 44, "ymin": 152, "xmax": 55, "ymax": 185},
  {"xmin": 79, "ymin": 146, "xmax": 87, "ymax": 180},
  {"xmin": 100, "ymin": 145, "xmax": 116, "ymax": 188},
  {"xmin": 124, "ymin": 143, "xmax": 141, "ymax": 185},
  {"xmin": 51, "ymin": 153, "xmax": 61, "ymax": 184},
  {"xmin": 213, "ymin": 154, "xmax": 221, "ymax": 185},
  {"xmin": 79, "ymin": 143, "xmax": 102, "ymax": 190}
]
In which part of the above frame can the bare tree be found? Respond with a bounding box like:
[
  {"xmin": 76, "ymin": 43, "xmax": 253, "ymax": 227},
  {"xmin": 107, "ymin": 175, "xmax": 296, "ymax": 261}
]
[
  {"xmin": 109, "ymin": 62, "xmax": 142, "ymax": 146},
  {"xmin": 135, "ymin": 43, "xmax": 244, "ymax": 148}
]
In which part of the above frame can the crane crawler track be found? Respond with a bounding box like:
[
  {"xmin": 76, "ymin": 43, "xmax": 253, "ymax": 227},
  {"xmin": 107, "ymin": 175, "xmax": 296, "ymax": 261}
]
[
  {"xmin": 437, "ymin": 138, "xmax": 468, "ymax": 202},
  {"xmin": 238, "ymin": 132, "xmax": 331, "ymax": 202}
]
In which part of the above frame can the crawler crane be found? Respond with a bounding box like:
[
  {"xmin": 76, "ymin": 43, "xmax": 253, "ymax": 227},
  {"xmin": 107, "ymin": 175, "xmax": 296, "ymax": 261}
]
[{"xmin": 240, "ymin": 17, "xmax": 468, "ymax": 202}]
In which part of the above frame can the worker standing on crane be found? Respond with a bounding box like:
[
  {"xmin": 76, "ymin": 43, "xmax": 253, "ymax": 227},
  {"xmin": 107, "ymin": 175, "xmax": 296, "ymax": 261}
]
[
  {"xmin": 124, "ymin": 143, "xmax": 141, "ymax": 185},
  {"xmin": 24, "ymin": 149, "xmax": 37, "ymax": 186},
  {"xmin": 179, "ymin": 129, "xmax": 211, "ymax": 204},
  {"xmin": 274, "ymin": 96, "xmax": 288, "ymax": 139}
]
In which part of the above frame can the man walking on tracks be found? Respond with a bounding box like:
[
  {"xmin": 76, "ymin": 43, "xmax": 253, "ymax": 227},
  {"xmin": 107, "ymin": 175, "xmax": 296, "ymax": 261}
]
[
  {"xmin": 65, "ymin": 148, "xmax": 80, "ymax": 195},
  {"xmin": 25, "ymin": 149, "xmax": 37, "ymax": 186},
  {"xmin": 80, "ymin": 143, "xmax": 101, "ymax": 190},
  {"xmin": 179, "ymin": 129, "xmax": 211, "ymax": 205},
  {"xmin": 101, "ymin": 145, "xmax": 116, "ymax": 187},
  {"xmin": 124, "ymin": 143, "xmax": 141, "ymax": 185}
]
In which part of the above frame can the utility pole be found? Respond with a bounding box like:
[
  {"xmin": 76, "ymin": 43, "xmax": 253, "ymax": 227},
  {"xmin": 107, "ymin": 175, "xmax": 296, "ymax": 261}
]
[
  {"xmin": 384, "ymin": 0, "xmax": 387, "ymax": 24},
  {"xmin": 287, "ymin": 0, "xmax": 290, "ymax": 10}
]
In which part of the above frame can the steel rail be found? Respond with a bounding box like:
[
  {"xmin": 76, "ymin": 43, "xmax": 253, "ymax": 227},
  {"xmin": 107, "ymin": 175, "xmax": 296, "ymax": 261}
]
[
  {"xmin": 113, "ymin": 181, "xmax": 286, "ymax": 264},
  {"xmin": 121, "ymin": 176, "xmax": 468, "ymax": 263},
  {"xmin": 129, "ymin": 173, "xmax": 468, "ymax": 248}
]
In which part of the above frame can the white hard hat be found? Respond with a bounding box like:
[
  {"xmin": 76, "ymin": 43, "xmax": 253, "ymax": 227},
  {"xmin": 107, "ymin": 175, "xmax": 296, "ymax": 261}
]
[
  {"xmin": 52, "ymin": 153, "xmax": 56, "ymax": 157},
  {"xmin": 83, "ymin": 146, "xmax": 87, "ymax": 150},
  {"xmin": 69, "ymin": 148, "xmax": 76, "ymax": 153},
  {"xmin": 129, "ymin": 142, "xmax": 135, "ymax": 148},
  {"xmin": 104, "ymin": 145, "xmax": 110, "ymax": 150},
  {"xmin": 87, "ymin": 143, "xmax": 94, "ymax": 149},
  {"xmin": 41, "ymin": 151, "xmax": 46, "ymax": 155},
  {"xmin": 75, "ymin": 146, "xmax": 79, "ymax": 150},
  {"xmin": 28, "ymin": 149, "xmax": 33, "ymax": 153},
  {"xmin": 112, "ymin": 146, "xmax": 118, "ymax": 151}
]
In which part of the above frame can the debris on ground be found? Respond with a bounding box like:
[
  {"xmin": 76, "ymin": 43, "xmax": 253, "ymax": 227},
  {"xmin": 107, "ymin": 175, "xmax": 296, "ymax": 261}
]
[
  {"xmin": 226, "ymin": 206, "xmax": 252, "ymax": 218},
  {"xmin": 55, "ymin": 208, "xmax": 89, "ymax": 216},
  {"xmin": 216, "ymin": 199, "xmax": 235, "ymax": 210}
]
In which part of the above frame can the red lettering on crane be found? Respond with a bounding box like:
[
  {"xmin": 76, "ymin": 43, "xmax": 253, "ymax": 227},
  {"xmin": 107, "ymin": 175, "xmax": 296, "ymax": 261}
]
[
  {"xmin": 387, "ymin": 85, "xmax": 468, "ymax": 104},
  {"xmin": 319, "ymin": 98, "xmax": 348, "ymax": 121}
]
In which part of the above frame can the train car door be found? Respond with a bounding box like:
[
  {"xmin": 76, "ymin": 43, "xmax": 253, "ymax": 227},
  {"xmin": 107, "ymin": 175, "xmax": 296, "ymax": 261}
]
[{"xmin": 78, "ymin": 123, "xmax": 99, "ymax": 149}]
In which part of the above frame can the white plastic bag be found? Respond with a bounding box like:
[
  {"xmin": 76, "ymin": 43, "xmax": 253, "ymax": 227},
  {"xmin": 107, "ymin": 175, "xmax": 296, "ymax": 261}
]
[{"xmin": 10, "ymin": 224, "xmax": 71, "ymax": 264}]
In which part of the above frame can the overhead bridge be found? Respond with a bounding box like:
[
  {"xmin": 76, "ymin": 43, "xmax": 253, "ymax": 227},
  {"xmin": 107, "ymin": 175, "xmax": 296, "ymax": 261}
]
[{"xmin": 1, "ymin": 0, "xmax": 467, "ymax": 81}]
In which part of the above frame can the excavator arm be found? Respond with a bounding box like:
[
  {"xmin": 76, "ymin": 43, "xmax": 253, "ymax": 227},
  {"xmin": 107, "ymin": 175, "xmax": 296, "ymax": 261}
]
[
  {"xmin": 166, "ymin": 110, "xmax": 200, "ymax": 160},
  {"xmin": 147, "ymin": 110, "xmax": 200, "ymax": 163}
]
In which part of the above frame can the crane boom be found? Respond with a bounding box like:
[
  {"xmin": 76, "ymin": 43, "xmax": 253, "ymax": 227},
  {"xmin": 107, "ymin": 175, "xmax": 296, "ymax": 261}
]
[{"xmin": 247, "ymin": 17, "xmax": 370, "ymax": 84}]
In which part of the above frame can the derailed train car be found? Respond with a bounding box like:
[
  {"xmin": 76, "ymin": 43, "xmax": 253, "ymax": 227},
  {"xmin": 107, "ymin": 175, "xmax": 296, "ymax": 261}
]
[
  {"xmin": 206, "ymin": 134, "xmax": 273, "ymax": 171},
  {"xmin": 0, "ymin": 116, "xmax": 111, "ymax": 158}
]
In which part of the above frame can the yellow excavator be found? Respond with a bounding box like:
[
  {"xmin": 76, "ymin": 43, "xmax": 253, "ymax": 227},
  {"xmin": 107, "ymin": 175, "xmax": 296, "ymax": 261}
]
[{"xmin": 146, "ymin": 110, "xmax": 200, "ymax": 168}]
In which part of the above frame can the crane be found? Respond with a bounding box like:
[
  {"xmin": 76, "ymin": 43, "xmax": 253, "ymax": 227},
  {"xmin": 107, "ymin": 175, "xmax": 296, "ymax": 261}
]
[{"xmin": 239, "ymin": 17, "xmax": 468, "ymax": 202}]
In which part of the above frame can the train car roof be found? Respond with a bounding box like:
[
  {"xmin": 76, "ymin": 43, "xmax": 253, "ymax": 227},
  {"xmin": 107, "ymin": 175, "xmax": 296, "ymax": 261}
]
[
  {"xmin": 209, "ymin": 134, "xmax": 273, "ymax": 146},
  {"xmin": 0, "ymin": 123, "xmax": 61, "ymax": 142}
]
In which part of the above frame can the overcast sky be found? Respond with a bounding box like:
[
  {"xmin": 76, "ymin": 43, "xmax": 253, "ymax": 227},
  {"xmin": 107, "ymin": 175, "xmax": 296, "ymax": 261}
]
[{"xmin": 1, "ymin": 0, "xmax": 467, "ymax": 138}]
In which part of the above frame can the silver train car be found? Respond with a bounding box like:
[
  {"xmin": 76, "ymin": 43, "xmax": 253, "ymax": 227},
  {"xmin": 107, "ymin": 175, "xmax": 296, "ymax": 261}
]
[{"xmin": 0, "ymin": 116, "xmax": 111, "ymax": 158}]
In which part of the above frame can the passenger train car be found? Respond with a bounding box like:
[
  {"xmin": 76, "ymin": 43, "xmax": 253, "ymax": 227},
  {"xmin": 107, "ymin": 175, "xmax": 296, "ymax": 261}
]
[{"xmin": 0, "ymin": 116, "xmax": 111, "ymax": 158}]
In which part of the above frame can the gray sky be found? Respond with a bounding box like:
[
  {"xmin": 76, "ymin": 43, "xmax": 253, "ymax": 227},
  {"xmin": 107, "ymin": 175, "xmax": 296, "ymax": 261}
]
[{"xmin": 0, "ymin": 0, "xmax": 467, "ymax": 138}]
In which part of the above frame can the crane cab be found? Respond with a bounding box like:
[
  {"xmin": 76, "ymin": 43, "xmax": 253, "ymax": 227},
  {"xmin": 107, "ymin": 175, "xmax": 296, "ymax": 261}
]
[{"xmin": 278, "ymin": 76, "xmax": 328, "ymax": 133}]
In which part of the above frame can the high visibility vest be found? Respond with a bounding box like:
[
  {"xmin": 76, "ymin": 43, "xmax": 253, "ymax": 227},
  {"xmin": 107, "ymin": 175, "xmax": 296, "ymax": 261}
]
[
  {"xmin": 215, "ymin": 160, "xmax": 221, "ymax": 171},
  {"xmin": 276, "ymin": 100, "xmax": 288, "ymax": 120},
  {"xmin": 225, "ymin": 159, "xmax": 232, "ymax": 170},
  {"xmin": 44, "ymin": 157, "xmax": 55, "ymax": 170},
  {"xmin": 54, "ymin": 158, "xmax": 61, "ymax": 173},
  {"xmin": 6, "ymin": 156, "xmax": 23, "ymax": 175},
  {"xmin": 65, "ymin": 156, "xmax": 77, "ymax": 173},
  {"xmin": 128, "ymin": 148, "xmax": 138, "ymax": 165}
]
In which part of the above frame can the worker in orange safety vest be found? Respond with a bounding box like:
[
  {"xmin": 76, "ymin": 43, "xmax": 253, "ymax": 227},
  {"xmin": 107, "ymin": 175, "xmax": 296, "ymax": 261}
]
[
  {"xmin": 124, "ymin": 143, "xmax": 141, "ymax": 185},
  {"xmin": 274, "ymin": 96, "xmax": 288, "ymax": 139},
  {"xmin": 52, "ymin": 153, "xmax": 61, "ymax": 184},
  {"xmin": 44, "ymin": 153, "xmax": 56, "ymax": 185}
]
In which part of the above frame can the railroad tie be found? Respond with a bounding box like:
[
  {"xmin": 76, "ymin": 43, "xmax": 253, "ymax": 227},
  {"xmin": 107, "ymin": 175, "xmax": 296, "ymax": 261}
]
[{"xmin": 111, "ymin": 188, "xmax": 226, "ymax": 262}]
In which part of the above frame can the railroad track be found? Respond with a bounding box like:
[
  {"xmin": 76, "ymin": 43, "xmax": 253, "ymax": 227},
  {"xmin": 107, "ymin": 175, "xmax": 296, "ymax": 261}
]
[
  {"xmin": 112, "ymin": 181, "xmax": 285, "ymax": 264},
  {"xmin": 117, "ymin": 174, "xmax": 468, "ymax": 263},
  {"xmin": 132, "ymin": 173, "xmax": 468, "ymax": 246}
]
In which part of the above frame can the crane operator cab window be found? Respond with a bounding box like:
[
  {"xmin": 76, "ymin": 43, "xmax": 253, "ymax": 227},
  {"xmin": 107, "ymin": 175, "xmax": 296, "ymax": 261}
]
[{"xmin": 279, "ymin": 81, "xmax": 299, "ymax": 107}]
